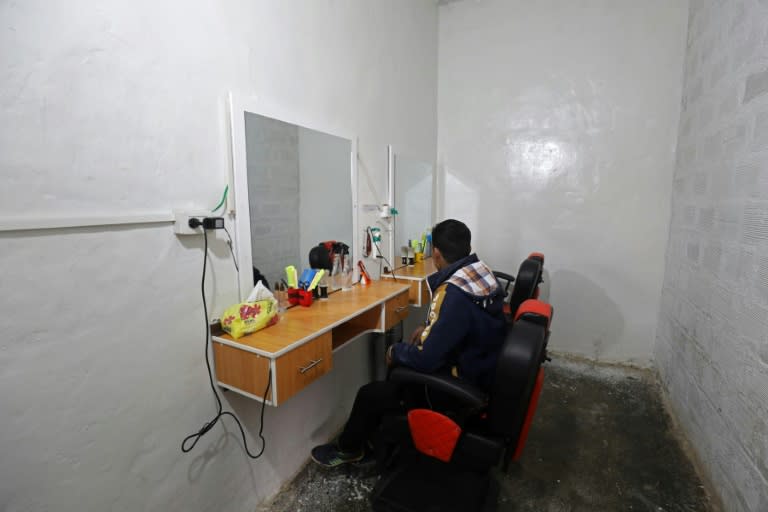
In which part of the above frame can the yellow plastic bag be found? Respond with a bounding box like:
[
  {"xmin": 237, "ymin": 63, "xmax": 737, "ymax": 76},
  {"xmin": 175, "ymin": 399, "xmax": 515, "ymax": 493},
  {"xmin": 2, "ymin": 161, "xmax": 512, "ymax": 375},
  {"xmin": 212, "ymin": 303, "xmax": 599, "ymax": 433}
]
[{"xmin": 221, "ymin": 299, "xmax": 279, "ymax": 339}]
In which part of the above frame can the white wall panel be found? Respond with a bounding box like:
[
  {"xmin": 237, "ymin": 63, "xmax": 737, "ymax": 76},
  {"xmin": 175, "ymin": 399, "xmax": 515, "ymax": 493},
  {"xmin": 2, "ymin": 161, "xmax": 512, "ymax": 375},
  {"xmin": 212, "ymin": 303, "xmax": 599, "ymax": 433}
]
[
  {"xmin": 656, "ymin": 0, "xmax": 768, "ymax": 509},
  {"xmin": 437, "ymin": 0, "xmax": 688, "ymax": 365}
]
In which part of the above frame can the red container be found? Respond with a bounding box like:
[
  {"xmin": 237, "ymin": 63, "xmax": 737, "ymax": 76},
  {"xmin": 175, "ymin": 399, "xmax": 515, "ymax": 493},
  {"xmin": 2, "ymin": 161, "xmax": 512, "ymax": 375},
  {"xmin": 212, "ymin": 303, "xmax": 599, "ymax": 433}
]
[
  {"xmin": 298, "ymin": 289, "xmax": 313, "ymax": 307},
  {"xmin": 288, "ymin": 287, "xmax": 313, "ymax": 307},
  {"xmin": 287, "ymin": 287, "xmax": 301, "ymax": 306}
]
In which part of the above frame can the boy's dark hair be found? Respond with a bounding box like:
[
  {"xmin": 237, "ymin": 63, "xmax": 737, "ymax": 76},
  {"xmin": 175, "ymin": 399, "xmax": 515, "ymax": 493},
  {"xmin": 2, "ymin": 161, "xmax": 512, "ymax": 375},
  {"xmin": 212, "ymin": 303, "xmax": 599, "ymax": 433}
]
[{"xmin": 432, "ymin": 219, "xmax": 471, "ymax": 263}]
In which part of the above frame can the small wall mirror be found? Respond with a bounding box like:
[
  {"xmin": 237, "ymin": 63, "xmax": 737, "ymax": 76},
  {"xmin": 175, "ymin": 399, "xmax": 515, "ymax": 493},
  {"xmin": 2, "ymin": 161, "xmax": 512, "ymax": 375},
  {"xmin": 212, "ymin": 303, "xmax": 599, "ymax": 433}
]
[
  {"xmin": 388, "ymin": 146, "xmax": 434, "ymax": 265},
  {"xmin": 230, "ymin": 95, "xmax": 358, "ymax": 299}
]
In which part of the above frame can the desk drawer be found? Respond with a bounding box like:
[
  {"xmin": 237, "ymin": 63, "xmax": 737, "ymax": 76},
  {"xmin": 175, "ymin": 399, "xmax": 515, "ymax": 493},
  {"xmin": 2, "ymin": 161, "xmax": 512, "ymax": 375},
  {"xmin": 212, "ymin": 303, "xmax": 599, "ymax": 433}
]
[
  {"xmin": 384, "ymin": 291, "xmax": 410, "ymax": 330},
  {"xmin": 213, "ymin": 342, "xmax": 271, "ymax": 400},
  {"xmin": 275, "ymin": 332, "xmax": 332, "ymax": 405}
]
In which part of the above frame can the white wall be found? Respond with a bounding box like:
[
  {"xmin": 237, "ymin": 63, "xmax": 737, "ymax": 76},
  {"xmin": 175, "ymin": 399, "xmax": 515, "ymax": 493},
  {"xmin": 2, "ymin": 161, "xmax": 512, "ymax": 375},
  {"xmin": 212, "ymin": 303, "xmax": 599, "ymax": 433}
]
[
  {"xmin": 655, "ymin": 0, "xmax": 768, "ymax": 509},
  {"xmin": 437, "ymin": 0, "xmax": 688, "ymax": 365},
  {"xmin": 0, "ymin": 1, "xmax": 437, "ymax": 511}
]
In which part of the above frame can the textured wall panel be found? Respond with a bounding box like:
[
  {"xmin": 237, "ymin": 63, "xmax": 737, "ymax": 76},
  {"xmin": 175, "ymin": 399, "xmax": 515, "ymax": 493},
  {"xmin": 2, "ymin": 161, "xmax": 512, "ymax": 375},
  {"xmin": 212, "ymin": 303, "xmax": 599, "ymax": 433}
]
[{"xmin": 656, "ymin": 0, "xmax": 768, "ymax": 509}]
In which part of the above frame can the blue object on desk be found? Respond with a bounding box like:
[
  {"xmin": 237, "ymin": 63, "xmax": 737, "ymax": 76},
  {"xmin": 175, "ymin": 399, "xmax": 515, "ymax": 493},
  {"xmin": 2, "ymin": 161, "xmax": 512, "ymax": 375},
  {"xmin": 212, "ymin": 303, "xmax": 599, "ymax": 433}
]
[{"xmin": 298, "ymin": 268, "xmax": 318, "ymax": 290}]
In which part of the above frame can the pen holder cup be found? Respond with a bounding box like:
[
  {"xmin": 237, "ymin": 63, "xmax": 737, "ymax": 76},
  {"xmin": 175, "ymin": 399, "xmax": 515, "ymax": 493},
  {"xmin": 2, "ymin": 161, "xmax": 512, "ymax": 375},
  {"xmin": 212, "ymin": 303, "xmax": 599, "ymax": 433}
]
[
  {"xmin": 288, "ymin": 287, "xmax": 301, "ymax": 306},
  {"xmin": 299, "ymin": 289, "xmax": 314, "ymax": 307},
  {"xmin": 288, "ymin": 288, "xmax": 314, "ymax": 307}
]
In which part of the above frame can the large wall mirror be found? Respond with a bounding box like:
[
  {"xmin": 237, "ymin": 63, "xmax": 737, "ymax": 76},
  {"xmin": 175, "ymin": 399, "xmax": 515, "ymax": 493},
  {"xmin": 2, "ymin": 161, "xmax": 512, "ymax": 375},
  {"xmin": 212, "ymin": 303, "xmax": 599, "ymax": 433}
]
[
  {"xmin": 388, "ymin": 146, "xmax": 434, "ymax": 266},
  {"xmin": 230, "ymin": 94, "xmax": 358, "ymax": 299}
]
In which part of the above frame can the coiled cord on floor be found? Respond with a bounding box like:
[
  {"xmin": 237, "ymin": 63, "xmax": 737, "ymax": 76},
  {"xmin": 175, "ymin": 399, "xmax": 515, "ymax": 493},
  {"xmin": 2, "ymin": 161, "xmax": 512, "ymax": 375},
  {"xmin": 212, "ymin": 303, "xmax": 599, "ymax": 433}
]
[{"xmin": 181, "ymin": 229, "xmax": 270, "ymax": 459}]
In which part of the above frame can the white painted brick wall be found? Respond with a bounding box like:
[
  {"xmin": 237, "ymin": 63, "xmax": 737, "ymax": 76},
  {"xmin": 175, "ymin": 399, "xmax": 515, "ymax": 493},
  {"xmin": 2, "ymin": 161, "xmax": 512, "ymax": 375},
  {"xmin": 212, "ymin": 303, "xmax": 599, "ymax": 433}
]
[{"xmin": 656, "ymin": 0, "xmax": 768, "ymax": 510}]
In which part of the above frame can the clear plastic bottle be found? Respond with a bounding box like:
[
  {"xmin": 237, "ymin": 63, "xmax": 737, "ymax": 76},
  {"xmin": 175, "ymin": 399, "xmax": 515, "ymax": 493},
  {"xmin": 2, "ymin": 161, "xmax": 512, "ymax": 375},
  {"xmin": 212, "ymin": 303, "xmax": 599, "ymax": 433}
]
[
  {"xmin": 331, "ymin": 257, "xmax": 342, "ymax": 290},
  {"xmin": 274, "ymin": 280, "xmax": 288, "ymax": 317},
  {"xmin": 340, "ymin": 254, "xmax": 353, "ymax": 291}
]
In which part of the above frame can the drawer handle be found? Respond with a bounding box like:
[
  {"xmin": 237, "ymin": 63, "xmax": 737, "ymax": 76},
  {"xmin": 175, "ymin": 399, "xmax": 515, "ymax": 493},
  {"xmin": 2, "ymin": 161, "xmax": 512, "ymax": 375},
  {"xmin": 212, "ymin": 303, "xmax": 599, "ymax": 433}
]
[
  {"xmin": 299, "ymin": 358, "xmax": 323, "ymax": 374},
  {"xmin": 395, "ymin": 306, "xmax": 408, "ymax": 313}
]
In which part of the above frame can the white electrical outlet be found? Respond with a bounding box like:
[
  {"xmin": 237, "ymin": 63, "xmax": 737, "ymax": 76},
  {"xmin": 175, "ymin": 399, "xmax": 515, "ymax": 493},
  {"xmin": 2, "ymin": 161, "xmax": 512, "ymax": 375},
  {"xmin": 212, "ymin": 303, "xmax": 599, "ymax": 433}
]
[{"xmin": 173, "ymin": 210, "xmax": 210, "ymax": 235}]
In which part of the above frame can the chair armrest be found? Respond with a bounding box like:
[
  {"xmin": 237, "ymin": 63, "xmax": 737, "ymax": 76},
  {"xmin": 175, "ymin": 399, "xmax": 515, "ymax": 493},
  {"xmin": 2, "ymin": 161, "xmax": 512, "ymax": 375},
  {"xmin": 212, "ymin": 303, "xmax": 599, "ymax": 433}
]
[
  {"xmin": 493, "ymin": 271, "xmax": 515, "ymax": 283},
  {"xmin": 389, "ymin": 367, "xmax": 488, "ymax": 410},
  {"xmin": 493, "ymin": 271, "xmax": 515, "ymax": 296}
]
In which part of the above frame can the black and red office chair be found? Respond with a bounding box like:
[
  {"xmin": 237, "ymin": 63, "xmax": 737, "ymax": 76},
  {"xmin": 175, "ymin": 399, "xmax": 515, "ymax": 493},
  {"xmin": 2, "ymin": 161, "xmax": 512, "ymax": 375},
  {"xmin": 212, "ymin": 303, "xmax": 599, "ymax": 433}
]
[
  {"xmin": 370, "ymin": 299, "xmax": 553, "ymax": 512},
  {"xmin": 501, "ymin": 252, "xmax": 545, "ymax": 320}
]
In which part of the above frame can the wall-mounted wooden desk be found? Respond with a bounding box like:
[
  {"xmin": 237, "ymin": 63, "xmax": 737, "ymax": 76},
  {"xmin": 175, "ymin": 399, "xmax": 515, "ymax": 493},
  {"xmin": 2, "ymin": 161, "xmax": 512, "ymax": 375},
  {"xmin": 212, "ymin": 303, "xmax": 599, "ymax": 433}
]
[
  {"xmin": 381, "ymin": 257, "xmax": 437, "ymax": 307},
  {"xmin": 212, "ymin": 280, "xmax": 410, "ymax": 406}
]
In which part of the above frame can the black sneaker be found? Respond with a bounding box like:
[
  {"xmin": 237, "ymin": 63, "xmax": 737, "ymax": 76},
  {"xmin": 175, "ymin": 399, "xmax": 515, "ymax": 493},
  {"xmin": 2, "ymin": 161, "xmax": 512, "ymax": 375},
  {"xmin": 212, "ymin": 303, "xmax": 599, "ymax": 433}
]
[{"xmin": 310, "ymin": 443, "xmax": 365, "ymax": 468}]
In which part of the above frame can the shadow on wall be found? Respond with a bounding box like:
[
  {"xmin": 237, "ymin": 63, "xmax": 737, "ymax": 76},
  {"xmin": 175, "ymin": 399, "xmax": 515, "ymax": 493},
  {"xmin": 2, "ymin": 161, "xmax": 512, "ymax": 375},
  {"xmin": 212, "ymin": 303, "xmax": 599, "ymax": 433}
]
[
  {"xmin": 440, "ymin": 165, "xmax": 529, "ymax": 276},
  {"xmin": 442, "ymin": 166, "xmax": 479, "ymax": 232},
  {"xmin": 186, "ymin": 423, "xmax": 260, "ymax": 487},
  {"xmin": 549, "ymin": 269, "xmax": 624, "ymax": 360}
]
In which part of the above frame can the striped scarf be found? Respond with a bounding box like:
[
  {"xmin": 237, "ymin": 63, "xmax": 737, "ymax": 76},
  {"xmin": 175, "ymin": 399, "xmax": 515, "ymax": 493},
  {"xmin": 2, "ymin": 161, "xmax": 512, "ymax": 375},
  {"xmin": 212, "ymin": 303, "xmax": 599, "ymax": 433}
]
[{"xmin": 446, "ymin": 260, "xmax": 500, "ymax": 298}]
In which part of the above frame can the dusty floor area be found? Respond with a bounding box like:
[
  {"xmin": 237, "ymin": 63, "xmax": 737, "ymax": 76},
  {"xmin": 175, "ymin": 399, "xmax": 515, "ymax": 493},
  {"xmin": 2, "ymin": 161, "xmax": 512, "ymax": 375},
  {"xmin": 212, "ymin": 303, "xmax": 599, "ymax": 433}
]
[{"xmin": 257, "ymin": 358, "xmax": 717, "ymax": 512}]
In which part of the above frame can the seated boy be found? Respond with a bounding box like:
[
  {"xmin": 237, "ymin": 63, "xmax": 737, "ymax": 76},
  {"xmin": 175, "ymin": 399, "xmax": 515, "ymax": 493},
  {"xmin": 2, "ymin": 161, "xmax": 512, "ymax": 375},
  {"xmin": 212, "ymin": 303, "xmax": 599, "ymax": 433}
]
[{"xmin": 311, "ymin": 219, "xmax": 507, "ymax": 467}]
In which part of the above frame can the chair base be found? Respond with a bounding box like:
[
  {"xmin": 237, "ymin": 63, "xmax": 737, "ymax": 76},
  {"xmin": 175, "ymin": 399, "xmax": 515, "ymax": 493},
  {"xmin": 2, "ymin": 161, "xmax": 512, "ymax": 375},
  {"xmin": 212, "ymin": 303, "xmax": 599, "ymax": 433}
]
[{"xmin": 370, "ymin": 452, "xmax": 499, "ymax": 512}]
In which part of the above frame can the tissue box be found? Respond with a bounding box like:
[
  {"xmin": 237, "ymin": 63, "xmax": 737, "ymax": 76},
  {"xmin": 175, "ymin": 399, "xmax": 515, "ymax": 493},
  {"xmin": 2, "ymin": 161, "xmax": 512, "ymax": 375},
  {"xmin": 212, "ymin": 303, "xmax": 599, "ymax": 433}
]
[{"xmin": 221, "ymin": 299, "xmax": 279, "ymax": 339}]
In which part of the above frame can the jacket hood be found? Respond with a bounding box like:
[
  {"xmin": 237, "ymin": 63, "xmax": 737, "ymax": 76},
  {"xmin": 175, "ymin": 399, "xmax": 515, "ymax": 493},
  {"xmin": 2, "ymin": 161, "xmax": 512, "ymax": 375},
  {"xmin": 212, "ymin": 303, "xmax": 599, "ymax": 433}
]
[{"xmin": 428, "ymin": 254, "xmax": 502, "ymax": 300}]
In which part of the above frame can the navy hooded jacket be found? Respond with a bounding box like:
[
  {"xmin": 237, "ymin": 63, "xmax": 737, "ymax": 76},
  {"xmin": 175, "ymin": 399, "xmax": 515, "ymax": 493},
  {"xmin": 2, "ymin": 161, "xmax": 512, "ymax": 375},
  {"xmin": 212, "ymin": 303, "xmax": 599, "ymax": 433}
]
[{"xmin": 391, "ymin": 254, "xmax": 507, "ymax": 391}]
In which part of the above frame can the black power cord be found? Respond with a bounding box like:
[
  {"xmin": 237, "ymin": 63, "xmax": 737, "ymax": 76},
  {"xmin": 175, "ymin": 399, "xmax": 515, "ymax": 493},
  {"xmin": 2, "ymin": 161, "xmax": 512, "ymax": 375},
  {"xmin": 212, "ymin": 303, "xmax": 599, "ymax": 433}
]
[
  {"xmin": 368, "ymin": 226, "xmax": 397, "ymax": 281},
  {"xmin": 181, "ymin": 229, "xmax": 270, "ymax": 459},
  {"xmin": 222, "ymin": 225, "xmax": 239, "ymax": 272}
]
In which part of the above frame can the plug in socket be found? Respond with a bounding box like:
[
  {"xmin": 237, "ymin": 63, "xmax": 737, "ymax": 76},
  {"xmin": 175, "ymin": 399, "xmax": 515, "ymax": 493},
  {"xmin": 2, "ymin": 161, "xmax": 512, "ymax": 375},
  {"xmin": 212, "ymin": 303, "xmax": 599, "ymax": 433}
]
[{"xmin": 174, "ymin": 210, "xmax": 210, "ymax": 235}]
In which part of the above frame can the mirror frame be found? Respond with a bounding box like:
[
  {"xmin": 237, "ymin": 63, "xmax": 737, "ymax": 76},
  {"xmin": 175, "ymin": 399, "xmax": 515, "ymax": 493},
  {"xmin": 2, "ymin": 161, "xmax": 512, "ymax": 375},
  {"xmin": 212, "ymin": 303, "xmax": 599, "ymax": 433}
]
[
  {"xmin": 229, "ymin": 92, "xmax": 359, "ymax": 300},
  {"xmin": 387, "ymin": 145, "xmax": 436, "ymax": 267}
]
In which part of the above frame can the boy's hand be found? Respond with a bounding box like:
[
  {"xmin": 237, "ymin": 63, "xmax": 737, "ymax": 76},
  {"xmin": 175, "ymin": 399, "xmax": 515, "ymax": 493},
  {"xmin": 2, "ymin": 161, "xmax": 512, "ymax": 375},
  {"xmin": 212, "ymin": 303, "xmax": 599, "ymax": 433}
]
[{"xmin": 408, "ymin": 325, "xmax": 425, "ymax": 345}]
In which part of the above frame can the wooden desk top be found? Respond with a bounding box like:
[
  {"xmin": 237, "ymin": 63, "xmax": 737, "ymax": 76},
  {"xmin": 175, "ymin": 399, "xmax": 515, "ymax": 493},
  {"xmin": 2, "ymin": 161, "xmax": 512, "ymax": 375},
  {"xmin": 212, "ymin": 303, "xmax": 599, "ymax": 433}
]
[
  {"xmin": 382, "ymin": 257, "xmax": 437, "ymax": 281},
  {"xmin": 212, "ymin": 280, "xmax": 410, "ymax": 357}
]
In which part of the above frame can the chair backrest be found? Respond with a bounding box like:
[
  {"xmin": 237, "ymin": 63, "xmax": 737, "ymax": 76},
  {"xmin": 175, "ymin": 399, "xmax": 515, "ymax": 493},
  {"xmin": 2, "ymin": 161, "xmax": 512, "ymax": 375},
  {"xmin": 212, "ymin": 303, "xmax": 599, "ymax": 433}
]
[
  {"xmin": 507, "ymin": 257, "xmax": 543, "ymax": 318},
  {"xmin": 527, "ymin": 252, "xmax": 545, "ymax": 265},
  {"xmin": 485, "ymin": 318, "xmax": 547, "ymax": 439}
]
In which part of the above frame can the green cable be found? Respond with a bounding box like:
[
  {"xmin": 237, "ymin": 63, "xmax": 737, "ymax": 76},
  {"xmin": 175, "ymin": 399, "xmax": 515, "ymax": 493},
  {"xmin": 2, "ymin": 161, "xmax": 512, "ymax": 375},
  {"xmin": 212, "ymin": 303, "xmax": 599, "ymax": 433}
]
[{"xmin": 211, "ymin": 185, "xmax": 229, "ymax": 213}]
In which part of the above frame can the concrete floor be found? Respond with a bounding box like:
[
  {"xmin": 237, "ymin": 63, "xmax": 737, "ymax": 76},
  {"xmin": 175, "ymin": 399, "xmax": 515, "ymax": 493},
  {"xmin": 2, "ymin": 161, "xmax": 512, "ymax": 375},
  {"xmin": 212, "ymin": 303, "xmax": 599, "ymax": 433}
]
[{"xmin": 257, "ymin": 358, "xmax": 719, "ymax": 512}]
